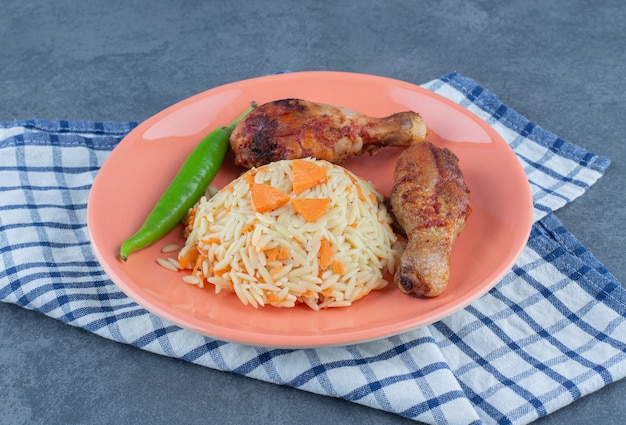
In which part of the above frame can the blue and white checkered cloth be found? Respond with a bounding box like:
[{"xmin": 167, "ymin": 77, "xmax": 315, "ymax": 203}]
[{"xmin": 1, "ymin": 72, "xmax": 625, "ymax": 425}]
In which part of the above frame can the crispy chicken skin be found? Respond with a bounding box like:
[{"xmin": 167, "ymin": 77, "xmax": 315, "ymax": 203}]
[
  {"xmin": 389, "ymin": 142, "xmax": 471, "ymax": 297},
  {"xmin": 229, "ymin": 98, "xmax": 427, "ymax": 169}
]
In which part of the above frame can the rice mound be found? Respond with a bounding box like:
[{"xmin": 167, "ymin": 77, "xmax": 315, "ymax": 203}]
[{"xmin": 177, "ymin": 158, "xmax": 399, "ymax": 310}]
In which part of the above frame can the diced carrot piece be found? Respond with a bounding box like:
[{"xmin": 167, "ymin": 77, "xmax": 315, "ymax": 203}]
[
  {"xmin": 265, "ymin": 247, "xmax": 280, "ymax": 262},
  {"xmin": 292, "ymin": 159, "xmax": 327, "ymax": 194},
  {"xmin": 192, "ymin": 255, "xmax": 205, "ymax": 276},
  {"xmin": 242, "ymin": 169, "xmax": 257, "ymax": 186},
  {"xmin": 185, "ymin": 207, "xmax": 197, "ymax": 230},
  {"xmin": 355, "ymin": 184, "xmax": 366, "ymax": 201},
  {"xmin": 277, "ymin": 246, "xmax": 290, "ymax": 260},
  {"xmin": 291, "ymin": 197, "xmax": 330, "ymax": 222},
  {"xmin": 265, "ymin": 246, "xmax": 291, "ymax": 262},
  {"xmin": 214, "ymin": 265, "xmax": 231, "ymax": 278},
  {"xmin": 269, "ymin": 265, "xmax": 283, "ymax": 277},
  {"xmin": 178, "ymin": 248, "xmax": 198, "ymax": 270},
  {"xmin": 241, "ymin": 222, "xmax": 256, "ymax": 233},
  {"xmin": 266, "ymin": 293, "xmax": 282, "ymax": 304},
  {"xmin": 332, "ymin": 261, "xmax": 345, "ymax": 275},
  {"xmin": 250, "ymin": 183, "xmax": 290, "ymax": 213},
  {"xmin": 318, "ymin": 238, "xmax": 332, "ymax": 270}
]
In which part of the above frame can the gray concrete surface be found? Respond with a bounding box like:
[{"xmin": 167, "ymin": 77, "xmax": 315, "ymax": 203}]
[{"xmin": 1, "ymin": 1, "xmax": 625, "ymax": 424}]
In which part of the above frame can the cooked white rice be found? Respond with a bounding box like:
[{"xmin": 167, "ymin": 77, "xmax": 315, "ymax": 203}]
[{"xmin": 175, "ymin": 158, "xmax": 400, "ymax": 310}]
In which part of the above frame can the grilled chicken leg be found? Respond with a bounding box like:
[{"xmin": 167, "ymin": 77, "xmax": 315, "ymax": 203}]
[
  {"xmin": 389, "ymin": 142, "xmax": 471, "ymax": 297},
  {"xmin": 229, "ymin": 98, "xmax": 427, "ymax": 169}
]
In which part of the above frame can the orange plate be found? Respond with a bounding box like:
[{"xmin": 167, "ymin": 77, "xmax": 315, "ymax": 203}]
[{"xmin": 87, "ymin": 71, "xmax": 533, "ymax": 348}]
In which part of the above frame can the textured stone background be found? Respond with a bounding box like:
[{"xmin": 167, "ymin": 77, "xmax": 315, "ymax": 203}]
[{"xmin": 2, "ymin": 1, "xmax": 625, "ymax": 424}]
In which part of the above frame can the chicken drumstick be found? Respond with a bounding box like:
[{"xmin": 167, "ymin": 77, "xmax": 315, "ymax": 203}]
[
  {"xmin": 389, "ymin": 142, "xmax": 471, "ymax": 297},
  {"xmin": 229, "ymin": 98, "xmax": 427, "ymax": 169}
]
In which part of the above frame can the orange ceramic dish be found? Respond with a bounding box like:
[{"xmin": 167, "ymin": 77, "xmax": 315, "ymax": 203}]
[{"xmin": 87, "ymin": 71, "xmax": 533, "ymax": 348}]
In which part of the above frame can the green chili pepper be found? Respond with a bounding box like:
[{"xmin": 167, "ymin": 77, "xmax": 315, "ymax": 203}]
[{"xmin": 120, "ymin": 104, "xmax": 256, "ymax": 261}]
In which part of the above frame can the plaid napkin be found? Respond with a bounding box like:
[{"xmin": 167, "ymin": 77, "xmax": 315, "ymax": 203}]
[{"xmin": 2, "ymin": 72, "xmax": 625, "ymax": 425}]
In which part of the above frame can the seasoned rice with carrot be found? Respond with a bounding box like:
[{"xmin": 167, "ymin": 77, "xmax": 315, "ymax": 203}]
[{"xmin": 174, "ymin": 158, "xmax": 400, "ymax": 310}]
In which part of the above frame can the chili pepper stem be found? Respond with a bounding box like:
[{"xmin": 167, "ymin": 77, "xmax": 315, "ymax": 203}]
[{"xmin": 227, "ymin": 102, "xmax": 257, "ymax": 131}]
